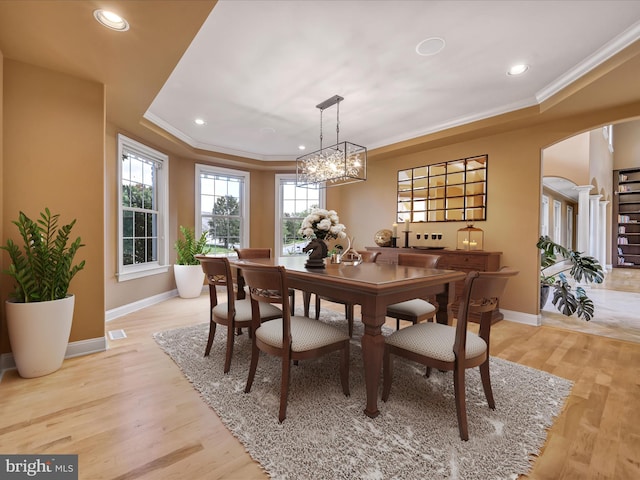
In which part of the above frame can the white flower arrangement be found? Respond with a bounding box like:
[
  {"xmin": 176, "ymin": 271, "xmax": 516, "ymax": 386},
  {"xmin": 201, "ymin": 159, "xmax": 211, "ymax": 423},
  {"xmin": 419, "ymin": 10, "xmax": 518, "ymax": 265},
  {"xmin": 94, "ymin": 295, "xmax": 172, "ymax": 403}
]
[{"xmin": 298, "ymin": 208, "xmax": 347, "ymax": 241}]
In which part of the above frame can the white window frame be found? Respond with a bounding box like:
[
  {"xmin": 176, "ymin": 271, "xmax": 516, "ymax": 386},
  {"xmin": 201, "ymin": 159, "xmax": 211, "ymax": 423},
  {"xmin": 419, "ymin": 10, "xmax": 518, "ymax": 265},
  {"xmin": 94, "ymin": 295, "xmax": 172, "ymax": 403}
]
[
  {"xmin": 195, "ymin": 164, "xmax": 250, "ymax": 254},
  {"xmin": 275, "ymin": 174, "xmax": 325, "ymax": 256},
  {"xmin": 553, "ymin": 200, "xmax": 562, "ymax": 244},
  {"xmin": 541, "ymin": 195, "xmax": 549, "ymax": 237},
  {"xmin": 116, "ymin": 134, "xmax": 169, "ymax": 282}
]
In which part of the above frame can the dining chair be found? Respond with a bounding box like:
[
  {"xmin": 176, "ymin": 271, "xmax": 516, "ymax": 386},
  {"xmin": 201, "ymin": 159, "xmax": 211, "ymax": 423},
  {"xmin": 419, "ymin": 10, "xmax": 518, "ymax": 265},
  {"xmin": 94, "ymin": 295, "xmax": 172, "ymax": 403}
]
[
  {"xmin": 241, "ymin": 262, "xmax": 350, "ymax": 423},
  {"xmin": 382, "ymin": 267, "xmax": 519, "ymax": 440},
  {"xmin": 196, "ymin": 255, "xmax": 282, "ymax": 373},
  {"xmin": 386, "ymin": 253, "xmax": 442, "ymax": 330},
  {"xmin": 234, "ymin": 247, "xmax": 297, "ymax": 315},
  {"xmin": 314, "ymin": 250, "xmax": 380, "ymax": 337}
]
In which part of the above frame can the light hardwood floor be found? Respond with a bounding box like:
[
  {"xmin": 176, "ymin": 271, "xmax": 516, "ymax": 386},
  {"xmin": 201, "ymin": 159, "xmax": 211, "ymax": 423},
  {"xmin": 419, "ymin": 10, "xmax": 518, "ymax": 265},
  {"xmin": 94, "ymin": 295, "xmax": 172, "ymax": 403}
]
[{"xmin": 1, "ymin": 289, "xmax": 639, "ymax": 479}]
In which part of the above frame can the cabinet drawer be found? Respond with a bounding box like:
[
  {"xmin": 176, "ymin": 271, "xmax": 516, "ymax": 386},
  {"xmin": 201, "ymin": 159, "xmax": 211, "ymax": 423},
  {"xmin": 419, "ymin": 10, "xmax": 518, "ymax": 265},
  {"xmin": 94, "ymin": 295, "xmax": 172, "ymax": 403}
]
[{"xmin": 442, "ymin": 255, "xmax": 487, "ymax": 271}]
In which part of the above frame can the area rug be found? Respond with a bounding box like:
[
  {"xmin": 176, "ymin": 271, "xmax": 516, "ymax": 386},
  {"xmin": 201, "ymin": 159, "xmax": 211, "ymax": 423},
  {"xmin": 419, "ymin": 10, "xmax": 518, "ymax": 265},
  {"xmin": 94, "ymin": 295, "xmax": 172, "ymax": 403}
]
[{"xmin": 154, "ymin": 311, "xmax": 572, "ymax": 480}]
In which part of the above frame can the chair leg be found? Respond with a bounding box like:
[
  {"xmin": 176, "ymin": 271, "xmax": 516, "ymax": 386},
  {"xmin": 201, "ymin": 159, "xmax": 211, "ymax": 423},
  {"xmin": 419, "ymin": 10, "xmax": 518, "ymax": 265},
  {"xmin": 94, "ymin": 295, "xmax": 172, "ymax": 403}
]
[
  {"xmin": 244, "ymin": 339, "xmax": 260, "ymax": 394},
  {"xmin": 453, "ymin": 363, "xmax": 469, "ymax": 441},
  {"xmin": 223, "ymin": 323, "xmax": 234, "ymax": 374},
  {"xmin": 315, "ymin": 295, "xmax": 321, "ymax": 320},
  {"xmin": 396, "ymin": 318, "xmax": 401, "ymax": 330},
  {"xmin": 382, "ymin": 346, "xmax": 392, "ymax": 401},
  {"xmin": 340, "ymin": 342, "xmax": 350, "ymax": 396},
  {"xmin": 204, "ymin": 321, "xmax": 217, "ymax": 356},
  {"xmin": 289, "ymin": 290, "xmax": 296, "ymax": 316},
  {"xmin": 479, "ymin": 359, "xmax": 495, "ymax": 409},
  {"xmin": 425, "ymin": 366, "xmax": 432, "ymax": 377},
  {"xmin": 347, "ymin": 304, "xmax": 354, "ymax": 338},
  {"xmin": 278, "ymin": 356, "xmax": 292, "ymax": 423}
]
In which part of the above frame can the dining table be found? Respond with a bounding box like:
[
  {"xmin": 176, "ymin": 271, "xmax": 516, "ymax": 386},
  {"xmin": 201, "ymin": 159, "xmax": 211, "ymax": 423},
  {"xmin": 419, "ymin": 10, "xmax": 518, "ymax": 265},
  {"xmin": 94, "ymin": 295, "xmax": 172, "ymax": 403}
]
[{"xmin": 230, "ymin": 255, "xmax": 466, "ymax": 418}]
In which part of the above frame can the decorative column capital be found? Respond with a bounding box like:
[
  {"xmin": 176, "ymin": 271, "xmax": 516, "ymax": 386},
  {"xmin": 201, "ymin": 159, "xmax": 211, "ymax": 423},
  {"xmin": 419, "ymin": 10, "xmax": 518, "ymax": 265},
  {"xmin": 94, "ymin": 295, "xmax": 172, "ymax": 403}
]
[{"xmin": 573, "ymin": 185, "xmax": 594, "ymax": 193}]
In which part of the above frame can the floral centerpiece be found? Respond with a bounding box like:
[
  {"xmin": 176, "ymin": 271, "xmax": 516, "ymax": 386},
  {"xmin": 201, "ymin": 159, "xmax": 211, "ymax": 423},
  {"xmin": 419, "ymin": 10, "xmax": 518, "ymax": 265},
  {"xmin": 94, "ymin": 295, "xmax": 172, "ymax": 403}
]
[
  {"xmin": 298, "ymin": 209, "xmax": 346, "ymax": 268},
  {"xmin": 298, "ymin": 208, "xmax": 347, "ymax": 241}
]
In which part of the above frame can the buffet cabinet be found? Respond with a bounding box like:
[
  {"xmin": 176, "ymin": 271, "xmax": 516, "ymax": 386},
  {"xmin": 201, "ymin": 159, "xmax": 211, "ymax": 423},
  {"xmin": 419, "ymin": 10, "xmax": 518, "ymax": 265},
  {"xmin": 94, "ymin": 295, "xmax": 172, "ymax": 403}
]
[{"xmin": 365, "ymin": 247, "xmax": 503, "ymax": 322}]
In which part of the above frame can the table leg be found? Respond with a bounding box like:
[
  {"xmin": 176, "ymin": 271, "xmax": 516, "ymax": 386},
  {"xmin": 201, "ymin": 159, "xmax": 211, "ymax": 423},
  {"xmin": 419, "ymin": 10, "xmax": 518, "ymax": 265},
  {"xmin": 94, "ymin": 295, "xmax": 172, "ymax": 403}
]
[
  {"xmin": 360, "ymin": 306, "xmax": 386, "ymax": 418},
  {"xmin": 435, "ymin": 280, "xmax": 456, "ymax": 325}
]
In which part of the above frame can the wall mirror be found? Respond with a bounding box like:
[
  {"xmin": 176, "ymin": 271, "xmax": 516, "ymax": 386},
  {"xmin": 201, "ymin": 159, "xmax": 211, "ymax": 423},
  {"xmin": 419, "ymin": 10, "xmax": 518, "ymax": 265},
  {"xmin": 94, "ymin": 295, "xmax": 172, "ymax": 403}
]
[{"xmin": 397, "ymin": 154, "xmax": 487, "ymax": 222}]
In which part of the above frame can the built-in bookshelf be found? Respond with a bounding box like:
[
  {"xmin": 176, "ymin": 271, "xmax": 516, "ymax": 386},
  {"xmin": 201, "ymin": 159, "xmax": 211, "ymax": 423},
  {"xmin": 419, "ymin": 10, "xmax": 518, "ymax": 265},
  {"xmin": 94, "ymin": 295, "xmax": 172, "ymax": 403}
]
[{"xmin": 613, "ymin": 167, "xmax": 640, "ymax": 268}]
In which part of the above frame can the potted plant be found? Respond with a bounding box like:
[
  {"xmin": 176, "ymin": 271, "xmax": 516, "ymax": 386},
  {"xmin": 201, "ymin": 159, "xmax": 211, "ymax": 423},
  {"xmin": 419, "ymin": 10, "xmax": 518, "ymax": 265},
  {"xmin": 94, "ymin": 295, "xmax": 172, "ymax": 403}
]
[
  {"xmin": 174, "ymin": 225, "xmax": 211, "ymax": 298},
  {"xmin": 537, "ymin": 235, "xmax": 604, "ymax": 321},
  {"xmin": 1, "ymin": 208, "xmax": 85, "ymax": 378}
]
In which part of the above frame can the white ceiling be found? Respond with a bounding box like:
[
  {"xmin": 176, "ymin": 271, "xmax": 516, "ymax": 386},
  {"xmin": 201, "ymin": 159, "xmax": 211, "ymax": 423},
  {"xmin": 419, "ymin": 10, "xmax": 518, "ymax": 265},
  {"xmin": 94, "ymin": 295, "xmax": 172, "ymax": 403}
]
[{"xmin": 144, "ymin": 0, "xmax": 640, "ymax": 161}]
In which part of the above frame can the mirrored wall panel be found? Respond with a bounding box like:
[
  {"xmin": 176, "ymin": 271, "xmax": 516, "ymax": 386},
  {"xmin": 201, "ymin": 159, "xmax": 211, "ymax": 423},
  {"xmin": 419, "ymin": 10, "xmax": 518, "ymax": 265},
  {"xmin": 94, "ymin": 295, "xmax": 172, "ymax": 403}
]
[{"xmin": 397, "ymin": 154, "xmax": 487, "ymax": 222}]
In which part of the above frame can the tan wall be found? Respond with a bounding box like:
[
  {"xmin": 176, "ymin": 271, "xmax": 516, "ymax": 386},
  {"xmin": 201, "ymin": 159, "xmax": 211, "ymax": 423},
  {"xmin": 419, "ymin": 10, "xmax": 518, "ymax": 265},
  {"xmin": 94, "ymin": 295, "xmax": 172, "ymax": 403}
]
[
  {"xmin": 1, "ymin": 59, "xmax": 105, "ymax": 353},
  {"xmin": 614, "ymin": 119, "xmax": 640, "ymax": 170},
  {"xmin": 543, "ymin": 132, "xmax": 590, "ymax": 185}
]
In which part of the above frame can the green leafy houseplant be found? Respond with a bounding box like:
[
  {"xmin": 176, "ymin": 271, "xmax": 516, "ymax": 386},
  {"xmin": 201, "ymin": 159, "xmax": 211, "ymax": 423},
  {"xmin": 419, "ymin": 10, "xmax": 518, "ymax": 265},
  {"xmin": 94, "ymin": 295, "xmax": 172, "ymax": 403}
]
[
  {"xmin": 174, "ymin": 226, "xmax": 211, "ymax": 265},
  {"xmin": 537, "ymin": 235, "xmax": 604, "ymax": 321},
  {"xmin": 1, "ymin": 208, "xmax": 85, "ymax": 303}
]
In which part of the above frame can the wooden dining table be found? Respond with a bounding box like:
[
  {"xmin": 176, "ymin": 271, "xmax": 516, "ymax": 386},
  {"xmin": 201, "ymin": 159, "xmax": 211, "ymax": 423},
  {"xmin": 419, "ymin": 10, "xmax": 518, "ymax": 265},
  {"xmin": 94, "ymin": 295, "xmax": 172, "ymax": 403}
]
[{"xmin": 230, "ymin": 255, "xmax": 466, "ymax": 418}]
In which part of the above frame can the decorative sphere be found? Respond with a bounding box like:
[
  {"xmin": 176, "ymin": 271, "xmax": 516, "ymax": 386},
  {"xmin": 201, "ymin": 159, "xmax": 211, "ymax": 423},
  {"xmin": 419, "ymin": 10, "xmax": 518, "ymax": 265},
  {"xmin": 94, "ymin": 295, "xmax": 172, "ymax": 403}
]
[{"xmin": 374, "ymin": 229, "xmax": 393, "ymax": 247}]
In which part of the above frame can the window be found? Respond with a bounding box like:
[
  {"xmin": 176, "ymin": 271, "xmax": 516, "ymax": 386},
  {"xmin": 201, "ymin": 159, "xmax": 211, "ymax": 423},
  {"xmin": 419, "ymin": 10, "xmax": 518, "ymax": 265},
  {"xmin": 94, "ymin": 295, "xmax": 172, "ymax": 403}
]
[
  {"xmin": 541, "ymin": 195, "xmax": 549, "ymax": 237},
  {"xmin": 275, "ymin": 175, "xmax": 324, "ymax": 256},
  {"xmin": 196, "ymin": 164, "xmax": 249, "ymax": 255},
  {"xmin": 117, "ymin": 134, "xmax": 169, "ymax": 281},
  {"xmin": 553, "ymin": 200, "xmax": 562, "ymax": 244}
]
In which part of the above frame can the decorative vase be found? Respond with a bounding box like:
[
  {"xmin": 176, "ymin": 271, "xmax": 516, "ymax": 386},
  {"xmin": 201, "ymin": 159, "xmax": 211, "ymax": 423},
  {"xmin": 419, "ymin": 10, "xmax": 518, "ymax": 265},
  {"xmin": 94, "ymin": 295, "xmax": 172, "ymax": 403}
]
[
  {"xmin": 303, "ymin": 238, "xmax": 328, "ymax": 269},
  {"xmin": 540, "ymin": 284, "xmax": 551, "ymax": 310},
  {"xmin": 6, "ymin": 295, "xmax": 75, "ymax": 378},
  {"xmin": 174, "ymin": 264, "xmax": 206, "ymax": 298}
]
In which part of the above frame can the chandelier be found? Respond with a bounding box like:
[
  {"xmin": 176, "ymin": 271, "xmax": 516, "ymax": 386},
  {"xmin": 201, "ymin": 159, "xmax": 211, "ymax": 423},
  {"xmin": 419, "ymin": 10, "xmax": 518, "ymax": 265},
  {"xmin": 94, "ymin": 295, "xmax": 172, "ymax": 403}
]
[{"xmin": 296, "ymin": 95, "xmax": 367, "ymax": 187}]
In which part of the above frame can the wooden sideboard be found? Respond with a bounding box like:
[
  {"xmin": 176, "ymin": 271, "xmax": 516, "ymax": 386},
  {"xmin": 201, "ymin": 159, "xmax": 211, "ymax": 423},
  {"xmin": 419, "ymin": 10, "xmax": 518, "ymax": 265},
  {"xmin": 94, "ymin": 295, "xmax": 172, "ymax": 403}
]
[{"xmin": 365, "ymin": 246, "xmax": 503, "ymax": 323}]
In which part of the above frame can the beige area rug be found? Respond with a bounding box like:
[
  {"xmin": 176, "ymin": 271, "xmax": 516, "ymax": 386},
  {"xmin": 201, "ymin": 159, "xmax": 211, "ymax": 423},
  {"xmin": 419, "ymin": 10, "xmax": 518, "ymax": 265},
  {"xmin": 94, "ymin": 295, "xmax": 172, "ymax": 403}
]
[{"xmin": 154, "ymin": 311, "xmax": 572, "ymax": 480}]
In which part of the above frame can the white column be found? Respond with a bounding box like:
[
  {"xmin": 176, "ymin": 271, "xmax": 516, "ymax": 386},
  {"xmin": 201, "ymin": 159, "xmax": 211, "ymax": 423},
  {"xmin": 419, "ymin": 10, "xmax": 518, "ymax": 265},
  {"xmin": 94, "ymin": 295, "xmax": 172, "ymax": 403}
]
[
  {"xmin": 573, "ymin": 185, "xmax": 593, "ymax": 254},
  {"xmin": 589, "ymin": 194, "xmax": 602, "ymax": 258},
  {"xmin": 599, "ymin": 200, "xmax": 609, "ymax": 269}
]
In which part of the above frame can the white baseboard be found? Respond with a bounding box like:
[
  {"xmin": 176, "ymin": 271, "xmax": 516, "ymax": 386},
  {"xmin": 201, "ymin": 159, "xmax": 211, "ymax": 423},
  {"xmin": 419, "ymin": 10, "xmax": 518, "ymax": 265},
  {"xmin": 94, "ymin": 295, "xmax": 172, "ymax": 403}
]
[
  {"xmin": 105, "ymin": 289, "xmax": 179, "ymax": 321},
  {"xmin": 501, "ymin": 309, "xmax": 540, "ymax": 326},
  {"xmin": 1, "ymin": 335, "xmax": 107, "ymax": 380}
]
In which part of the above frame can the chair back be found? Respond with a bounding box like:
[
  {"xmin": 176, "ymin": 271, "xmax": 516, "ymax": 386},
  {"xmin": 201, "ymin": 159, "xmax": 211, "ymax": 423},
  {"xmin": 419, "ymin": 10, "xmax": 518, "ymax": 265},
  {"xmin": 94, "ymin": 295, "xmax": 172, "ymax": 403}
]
[
  {"xmin": 360, "ymin": 251, "xmax": 380, "ymax": 263},
  {"xmin": 454, "ymin": 267, "xmax": 519, "ymax": 357},
  {"xmin": 196, "ymin": 255, "xmax": 235, "ymax": 311},
  {"xmin": 235, "ymin": 248, "xmax": 272, "ymax": 259},
  {"xmin": 238, "ymin": 263, "xmax": 292, "ymax": 342},
  {"xmin": 397, "ymin": 253, "xmax": 441, "ymax": 268}
]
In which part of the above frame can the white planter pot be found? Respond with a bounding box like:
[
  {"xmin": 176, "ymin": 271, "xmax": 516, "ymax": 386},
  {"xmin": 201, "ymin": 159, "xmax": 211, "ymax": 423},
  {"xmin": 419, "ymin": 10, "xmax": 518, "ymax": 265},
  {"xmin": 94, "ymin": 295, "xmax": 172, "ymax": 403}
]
[
  {"xmin": 6, "ymin": 295, "xmax": 75, "ymax": 378},
  {"xmin": 174, "ymin": 264, "xmax": 205, "ymax": 298}
]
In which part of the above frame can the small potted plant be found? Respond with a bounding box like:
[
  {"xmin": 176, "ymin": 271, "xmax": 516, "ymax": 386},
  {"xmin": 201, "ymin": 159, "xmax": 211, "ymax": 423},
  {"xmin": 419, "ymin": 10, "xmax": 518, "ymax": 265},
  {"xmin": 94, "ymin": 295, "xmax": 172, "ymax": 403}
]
[
  {"xmin": 174, "ymin": 225, "xmax": 211, "ymax": 298},
  {"xmin": 538, "ymin": 235, "xmax": 604, "ymax": 321},
  {"xmin": 1, "ymin": 208, "xmax": 85, "ymax": 378}
]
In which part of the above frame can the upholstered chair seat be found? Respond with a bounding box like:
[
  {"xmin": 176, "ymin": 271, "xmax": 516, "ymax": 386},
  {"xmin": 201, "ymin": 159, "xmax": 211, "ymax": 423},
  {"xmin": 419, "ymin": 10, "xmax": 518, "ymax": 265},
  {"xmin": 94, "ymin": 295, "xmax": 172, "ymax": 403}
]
[
  {"xmin": 256, "ymin": 315, "xmax": 349, "ymax": 351},
  {"xmin": 385, "ymin": 322, "xmax": 487, "ymax": 362}
]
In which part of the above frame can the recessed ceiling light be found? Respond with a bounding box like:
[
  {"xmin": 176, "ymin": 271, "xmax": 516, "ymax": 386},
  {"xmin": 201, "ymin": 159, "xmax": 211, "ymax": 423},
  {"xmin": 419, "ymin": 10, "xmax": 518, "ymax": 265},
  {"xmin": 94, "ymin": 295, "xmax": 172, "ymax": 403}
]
[
  {"xmin": 194, "ymin": 118, "xmax": 206, "ymax": 125},
  {"xmin": 93, "ymin": 10, "xmax": 129, "ymax": 31},
  {"xmin": 298, "ymin": 145, "xmax": 306, "ymax": 151},
  {"xmin": 507, "ymin": 64, "xmax": 529, "ymax": 76},
  {"xmin": 415, "ymin": 37, "xmax": 446, "ymax": 56}
]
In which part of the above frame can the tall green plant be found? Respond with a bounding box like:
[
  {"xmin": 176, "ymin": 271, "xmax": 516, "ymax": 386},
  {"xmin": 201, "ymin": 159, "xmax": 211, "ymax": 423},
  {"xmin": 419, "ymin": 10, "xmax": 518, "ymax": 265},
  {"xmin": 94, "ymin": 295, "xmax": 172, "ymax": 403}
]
[
  {"xmin": 537, "ymin": 235, "xmax": 604, "ymax": 321},
  {"xmin": 1, "ymin": 208, "xmax": 85, "ymax": 303},
  {"xmin": 175, "ymin": 226, "xmax": 211, "ymax": 265}
]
